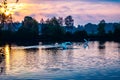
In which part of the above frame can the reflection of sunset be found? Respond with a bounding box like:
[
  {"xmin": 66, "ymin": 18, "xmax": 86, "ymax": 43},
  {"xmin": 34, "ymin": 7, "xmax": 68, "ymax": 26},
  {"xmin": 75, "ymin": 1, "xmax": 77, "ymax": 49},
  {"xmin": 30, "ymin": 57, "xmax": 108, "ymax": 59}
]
[{"xmin": 5, "ymin": 44, "xmax": 10, "ymax": 74}]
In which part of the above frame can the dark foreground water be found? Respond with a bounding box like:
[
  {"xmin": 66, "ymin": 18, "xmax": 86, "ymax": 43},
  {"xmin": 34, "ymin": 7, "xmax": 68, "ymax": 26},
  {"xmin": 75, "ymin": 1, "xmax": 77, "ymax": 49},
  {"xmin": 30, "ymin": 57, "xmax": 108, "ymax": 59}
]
[{"xmin": 0, "ymin": 41, "xmax": 120, "ymax": 80}]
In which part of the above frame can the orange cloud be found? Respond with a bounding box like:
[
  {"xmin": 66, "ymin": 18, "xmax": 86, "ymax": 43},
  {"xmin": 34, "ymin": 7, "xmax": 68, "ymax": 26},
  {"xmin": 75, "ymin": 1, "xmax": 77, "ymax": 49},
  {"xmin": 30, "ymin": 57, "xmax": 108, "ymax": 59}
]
[{"xmin": 2, "ymin": 0, "xmax": 119, "ymax": 25}]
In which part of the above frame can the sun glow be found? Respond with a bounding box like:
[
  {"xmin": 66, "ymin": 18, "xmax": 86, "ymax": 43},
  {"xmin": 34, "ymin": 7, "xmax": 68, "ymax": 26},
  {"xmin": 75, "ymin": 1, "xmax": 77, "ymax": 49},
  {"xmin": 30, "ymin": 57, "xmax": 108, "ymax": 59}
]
[
  {"xmin": 4, "ymin": 11, "xmax": 10, "ymax": 16},
  {"xmin": 0, "ymin": 2, "xmax": 25, "ymax": 16},
  {"xmin": 7, "ymin": 3, "xmax": 25, "ymax": 13}
]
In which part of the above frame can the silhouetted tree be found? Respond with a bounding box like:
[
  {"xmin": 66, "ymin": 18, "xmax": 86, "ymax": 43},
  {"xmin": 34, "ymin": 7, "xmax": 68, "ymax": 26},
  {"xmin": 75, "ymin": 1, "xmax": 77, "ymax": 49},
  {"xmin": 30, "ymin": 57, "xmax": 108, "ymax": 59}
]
[
  {"xmin": 0, "ymin": 0, "xmax": 20, "ymax": 42},
  {"xmin": 42, "ymin": 17, "xmax": 65, "ymax": 41},
  {"xmin": 64, "ymin": 32, "xmax": 73, "ymax": 41},
  {"xmin": 0, "ymin": 0, "xmax": 12, "ymax": 29},
  {"xmin": 97, "ymin": 20, "xmax": 106, "ymax": 37},
  {"xmin": 58, "ymin": 17, "xmax": 63, "ymax": 26},
  {"xmin": 107, "ymin": 31, "xmax": 113, "ymax": 38},
  {"xmin": 74, "ymin": 30, "xmax": 88, "ymax": 41},
  {"xmin": 114, "ymin": 23, "xmax": 120, "ymax": 40},
  {"xmin": 17, "ymin": 16, "xmax": 39, "ymax": 39},
  {"xmin": 65, "ymin": 15, "xmax": 74, "ymax": 27}
]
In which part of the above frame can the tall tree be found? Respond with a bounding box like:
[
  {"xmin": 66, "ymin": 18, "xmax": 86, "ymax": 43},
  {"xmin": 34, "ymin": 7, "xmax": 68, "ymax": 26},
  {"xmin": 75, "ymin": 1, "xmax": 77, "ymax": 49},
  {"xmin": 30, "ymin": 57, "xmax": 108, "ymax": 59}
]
[
  {"xmin": 97, "ymin": 20, "xmax": 106, "ymax": 36},
  {"xmin": 58, "ymin": 17, "xmax": 63, "ymax": 26},
  {"xmin": 18, "ymin": 16, "xmax": 39, "ymax": 38},
  {"xmin": 114, "ymin": 23, "xmax": 120, "ymax": 39},
  {"xmin": 65, "ymin": 15, "xmax": 74, "ymax": 27},
  {"xmin": 42, "ymin": 17, "xmax": 65, "ymax": 41}
]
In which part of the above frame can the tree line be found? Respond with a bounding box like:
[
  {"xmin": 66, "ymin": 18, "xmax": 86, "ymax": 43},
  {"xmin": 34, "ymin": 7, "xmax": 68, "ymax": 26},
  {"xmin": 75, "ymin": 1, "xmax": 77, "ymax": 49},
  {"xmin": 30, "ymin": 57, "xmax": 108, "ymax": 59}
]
[{"xmin": 0, "ymin": 15, "xmax": 120, "ymax": 43}]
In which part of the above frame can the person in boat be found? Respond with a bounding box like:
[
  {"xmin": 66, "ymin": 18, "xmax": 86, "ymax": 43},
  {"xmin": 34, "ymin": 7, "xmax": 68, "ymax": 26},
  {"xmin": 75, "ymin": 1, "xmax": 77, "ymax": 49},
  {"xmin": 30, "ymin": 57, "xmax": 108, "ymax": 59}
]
[{"xmin": 83, "ymin": 39, "xmax": 89, "ymax": 48}]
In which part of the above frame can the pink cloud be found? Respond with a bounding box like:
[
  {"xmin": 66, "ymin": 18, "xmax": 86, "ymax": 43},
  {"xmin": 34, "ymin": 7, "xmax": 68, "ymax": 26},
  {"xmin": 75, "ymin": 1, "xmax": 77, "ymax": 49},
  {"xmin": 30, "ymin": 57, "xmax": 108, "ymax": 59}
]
[{"xmin": 8, "ymin": 0, "xmax": 120, "ymax": 25}]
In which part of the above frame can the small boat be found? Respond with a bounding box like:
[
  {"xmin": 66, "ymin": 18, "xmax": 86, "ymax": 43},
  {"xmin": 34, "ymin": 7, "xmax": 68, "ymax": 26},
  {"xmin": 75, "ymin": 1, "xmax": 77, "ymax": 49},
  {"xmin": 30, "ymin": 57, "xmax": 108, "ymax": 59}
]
[{"xmin": 61, "ymin": 42, "xmax": 72, "ymax": 49}]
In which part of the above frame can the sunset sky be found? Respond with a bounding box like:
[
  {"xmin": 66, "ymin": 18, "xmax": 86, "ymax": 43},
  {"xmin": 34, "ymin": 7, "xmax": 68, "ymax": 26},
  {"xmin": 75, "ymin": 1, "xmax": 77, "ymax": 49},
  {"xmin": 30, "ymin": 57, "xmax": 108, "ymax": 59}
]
[{"xmin": 1, "ymin": 0, "xmax": 120, "ymax": 26}]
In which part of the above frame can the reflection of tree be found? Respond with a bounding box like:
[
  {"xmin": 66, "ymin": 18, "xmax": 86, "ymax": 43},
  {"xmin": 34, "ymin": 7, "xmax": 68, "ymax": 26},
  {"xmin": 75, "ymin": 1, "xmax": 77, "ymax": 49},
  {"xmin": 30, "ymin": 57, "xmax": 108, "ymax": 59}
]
[
  {"xmin": 63, "ymin": 50, "xmax": 73, "ymax": 71},
  {"xmin": 0, "ymin": 52, "xmax": 5, "ymax": 63},
  {"xmin": 0, "ymin": 52, "xmax": 5, "ymax": 75},
  {"xmin": 66, "ymin": 49, "xmax": 73, "ymax": 63},
  {"xmin": 25, "ymin": 49, "xmax": 39, "ymax": 68},
  {"xmin": 98, "ymin": 41, "xmax": 106, "ymax": 57},
  {"xmin": 98, "ymin": 41, "xmax": 105, "ymax": 49},
  {"xmin": 117, "ymin": 43, "xmax": 120, "ymax": 60},
  {"xmin": 44, "ymin": 49, "xmax": 63, "ymax": 71},
  {"xmin": 0, "ymin": 44, "xmax": 11, "ymax": 75},
  {"xmin": 46, "ymin": 49, "xmax": 60, "ymax": 64}
]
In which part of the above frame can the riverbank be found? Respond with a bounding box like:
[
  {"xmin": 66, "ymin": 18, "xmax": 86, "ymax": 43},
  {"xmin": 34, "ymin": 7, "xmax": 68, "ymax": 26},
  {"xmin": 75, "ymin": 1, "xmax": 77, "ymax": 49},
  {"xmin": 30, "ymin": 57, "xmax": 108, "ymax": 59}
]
[{"xmin": 0, "ymin": 37, "xmax": 119, "ymax": 46}]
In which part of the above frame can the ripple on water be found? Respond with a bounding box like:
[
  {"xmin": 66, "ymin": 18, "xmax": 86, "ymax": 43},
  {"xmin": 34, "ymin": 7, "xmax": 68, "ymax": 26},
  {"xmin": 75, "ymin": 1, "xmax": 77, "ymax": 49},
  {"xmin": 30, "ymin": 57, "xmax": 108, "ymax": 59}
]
[{"xmin": 0, "ymin": 41, "xmax": 120, "ymax": 80}]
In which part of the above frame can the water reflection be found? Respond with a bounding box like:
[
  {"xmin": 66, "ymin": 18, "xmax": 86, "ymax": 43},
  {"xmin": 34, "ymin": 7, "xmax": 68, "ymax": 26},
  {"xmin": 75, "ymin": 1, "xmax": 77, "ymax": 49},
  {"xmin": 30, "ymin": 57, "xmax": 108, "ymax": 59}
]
[
  {"xmin": 43, "ymin": 50, "xmax": 63, "ymax": 72},
  {"xmin": 5, "ymin": 45, "xmax": 11, "ymax": 74},
  {"xmin": 0, "ymin": 45, "xmax": 11, "ymax": 75},
  {"xmin": 0, "ymin": 42, "xmax": 120, "ymax": 79},
  {"xmin": 10, "ymin": 48, "xmax": 26, "ymax": 74},
  {"xmin": 25, "ymin": 49, "xmax": 39, "ymax": 71},
  {"xmin": 117, "ymin": 42, "xmax": 120, "ymax": 61},
  {"xmin": 0, "ymin": 54, "xmax": 5, "ymax": 75},
  {"xmin": 98, "ymin": 41, "xmax": 106, "ymax": 49},
  {"xmin": 98, "ymin": 41, "xmax": 106, "ymax": 57}
]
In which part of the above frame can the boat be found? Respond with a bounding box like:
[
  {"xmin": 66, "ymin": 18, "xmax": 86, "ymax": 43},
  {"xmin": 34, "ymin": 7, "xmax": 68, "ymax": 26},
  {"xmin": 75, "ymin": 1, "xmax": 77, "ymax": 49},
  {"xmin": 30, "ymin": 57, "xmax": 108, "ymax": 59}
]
[{"xmin": 61, "ymin": 42, "xmax": 72, "ymax": 49}]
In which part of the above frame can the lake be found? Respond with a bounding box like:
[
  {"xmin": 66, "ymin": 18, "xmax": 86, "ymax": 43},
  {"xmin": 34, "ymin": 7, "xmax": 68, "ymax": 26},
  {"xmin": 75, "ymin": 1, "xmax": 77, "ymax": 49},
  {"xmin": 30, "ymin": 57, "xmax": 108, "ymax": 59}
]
[{"xmin": 0, "ymin": 41, "xmax": 120, "ymax": 80}]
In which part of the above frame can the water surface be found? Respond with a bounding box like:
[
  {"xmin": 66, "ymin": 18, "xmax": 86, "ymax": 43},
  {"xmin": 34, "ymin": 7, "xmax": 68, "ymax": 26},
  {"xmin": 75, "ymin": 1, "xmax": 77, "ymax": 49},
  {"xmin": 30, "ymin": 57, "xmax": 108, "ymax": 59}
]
[{"xmin": 0, "ymin": 41, "xmax": 120, "ymax": 80}]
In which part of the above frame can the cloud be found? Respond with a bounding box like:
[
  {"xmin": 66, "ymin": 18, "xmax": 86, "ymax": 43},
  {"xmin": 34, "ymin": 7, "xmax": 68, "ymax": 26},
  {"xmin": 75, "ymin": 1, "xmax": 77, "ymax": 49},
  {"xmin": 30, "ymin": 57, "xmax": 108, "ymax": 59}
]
[
  {"xmin": 4, "ymin": 0, "xmax": 120, "ymax": 25},
  {"xmin": 29, "ymin": 14, "xmax": 36, "ymax": 18},
  {"xmin": 14, "ymin": 12, "xmax": 20, "ymax": 16},
  {"xmin": 1, "ymin": 0, "xmax": 120, "ymax": 3},
  {"xmin": 39, "ymin": 13, "xmax": 58, "ymax": 18},
  {"xmin": 16, "ymin": 0, "xmax": 120, "ymax": 3}
]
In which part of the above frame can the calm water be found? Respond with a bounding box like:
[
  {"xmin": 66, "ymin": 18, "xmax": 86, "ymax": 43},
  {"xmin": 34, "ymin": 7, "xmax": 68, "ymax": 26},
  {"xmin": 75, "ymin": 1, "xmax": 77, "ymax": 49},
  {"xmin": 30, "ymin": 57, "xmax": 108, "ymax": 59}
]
[{"xmin": 0, "ymin": 41, "xmax": 120, "ymax": 80}]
